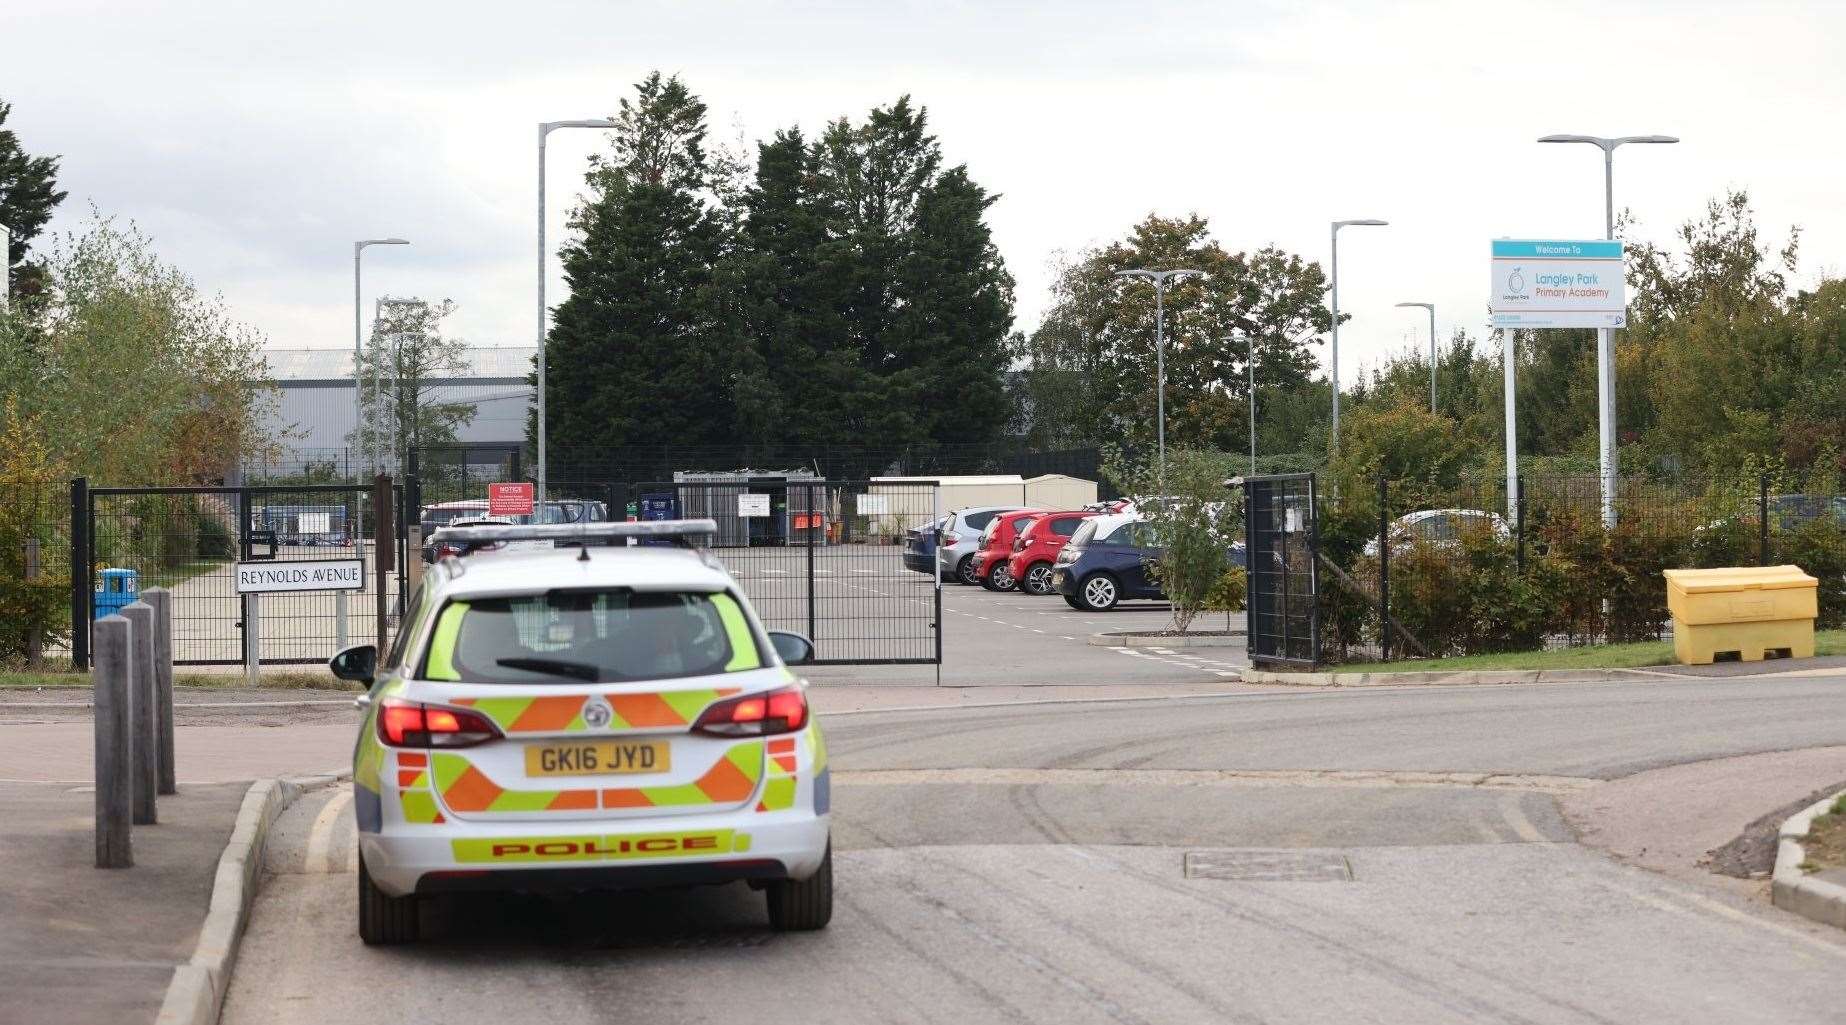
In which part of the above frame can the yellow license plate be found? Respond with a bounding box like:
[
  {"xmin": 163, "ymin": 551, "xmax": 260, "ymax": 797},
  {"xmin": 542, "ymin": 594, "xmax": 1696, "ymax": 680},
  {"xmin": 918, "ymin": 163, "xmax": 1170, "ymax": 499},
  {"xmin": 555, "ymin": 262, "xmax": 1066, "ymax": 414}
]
[{"xmin": 525, "ymin": 741, "xmax": 670, "ymax": 777}]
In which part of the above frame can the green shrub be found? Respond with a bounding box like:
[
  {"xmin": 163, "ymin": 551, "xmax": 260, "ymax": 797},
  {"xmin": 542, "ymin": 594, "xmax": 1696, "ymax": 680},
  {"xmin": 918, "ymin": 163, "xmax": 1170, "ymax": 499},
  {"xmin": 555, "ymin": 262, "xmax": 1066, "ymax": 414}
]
[
  {"xmin": 194, "ymin": 507, "xmax": 235, "ymax": 559},
  {"xmin": 1779, "ymin": 518, "xmax": 1846, "ymax": 627},
  {"xmin": 1202, "ymin": 566, "xmax": 1246, "ymax": 630}
]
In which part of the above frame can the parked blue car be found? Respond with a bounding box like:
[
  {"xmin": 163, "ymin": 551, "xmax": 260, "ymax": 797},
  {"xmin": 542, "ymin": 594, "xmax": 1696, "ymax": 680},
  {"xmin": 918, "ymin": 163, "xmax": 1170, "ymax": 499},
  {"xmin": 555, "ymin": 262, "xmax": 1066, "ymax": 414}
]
[
  {"xmin": 902, "ymin": 516, "xmax": 948, "ymax": 575},
  {"xmin": 1052, "ymin": 513, "xmax": 1247, "ymax": 611}
]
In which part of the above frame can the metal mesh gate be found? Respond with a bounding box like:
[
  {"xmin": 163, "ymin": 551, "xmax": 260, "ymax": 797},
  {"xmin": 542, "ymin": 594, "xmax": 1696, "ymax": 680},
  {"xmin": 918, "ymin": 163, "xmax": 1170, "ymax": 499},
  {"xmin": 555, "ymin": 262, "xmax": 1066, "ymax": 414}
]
[
  {"xmin": 81, "ymin": 483, "xmax": 406, "ymax": 666},
  {"xmin": 634, "ymin": 479, "xmax": 941, "ymax": 665},
  {"xmin": 1243, "ymin": 473, "xmax": 1320, "ymax": 668}
]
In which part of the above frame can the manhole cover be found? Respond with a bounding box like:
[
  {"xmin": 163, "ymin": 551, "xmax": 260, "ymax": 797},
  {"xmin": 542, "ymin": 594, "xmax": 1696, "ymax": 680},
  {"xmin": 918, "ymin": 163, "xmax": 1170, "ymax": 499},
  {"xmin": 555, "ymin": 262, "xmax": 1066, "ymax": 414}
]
[{"xmin": 1184, "ymin": 849, "xmax": 1352, "ymax": 882}]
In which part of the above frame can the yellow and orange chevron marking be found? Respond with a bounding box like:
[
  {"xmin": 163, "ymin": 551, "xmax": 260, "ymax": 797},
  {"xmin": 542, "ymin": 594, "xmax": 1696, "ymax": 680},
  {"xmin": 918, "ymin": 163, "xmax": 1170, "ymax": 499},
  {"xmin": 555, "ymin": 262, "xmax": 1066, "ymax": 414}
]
[
  {"xmin": 757, "ymin": 736, "xmax": 799, "ymax": 812},
  {"xmin": 394, "ymin": 751, "xmax": 444, "ymax": 823},
  {"xmin": 451, "ymin": 689, "xmax": 745, "ymax": 734},
  {"xmin": 429, "ymin": 741, "xmax": 763, "ymax": 814}
]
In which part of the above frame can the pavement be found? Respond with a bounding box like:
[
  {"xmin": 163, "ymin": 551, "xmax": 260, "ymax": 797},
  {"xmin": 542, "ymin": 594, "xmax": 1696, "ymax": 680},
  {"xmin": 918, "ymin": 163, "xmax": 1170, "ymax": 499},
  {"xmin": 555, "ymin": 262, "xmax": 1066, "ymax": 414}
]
[{"xmin": 0, "ymin": 780, "xmax": 248, "ymax": 1025}]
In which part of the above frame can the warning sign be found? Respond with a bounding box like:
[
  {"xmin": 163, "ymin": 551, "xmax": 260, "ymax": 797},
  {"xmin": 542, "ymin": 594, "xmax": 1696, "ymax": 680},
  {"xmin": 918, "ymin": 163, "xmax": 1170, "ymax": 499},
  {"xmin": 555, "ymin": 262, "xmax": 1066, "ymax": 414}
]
[{"xmin": 489, "ymin": 482, "xmax": 535, "ymax": 517}]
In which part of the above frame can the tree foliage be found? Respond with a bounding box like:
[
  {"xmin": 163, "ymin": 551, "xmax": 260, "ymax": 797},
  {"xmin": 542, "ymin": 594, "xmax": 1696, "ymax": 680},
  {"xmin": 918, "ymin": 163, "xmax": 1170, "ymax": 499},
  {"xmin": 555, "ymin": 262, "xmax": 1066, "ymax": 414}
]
[
  {"xmin": 0, "ymin": 98, "xmax": 67, "ymax": 308},
  {"xmin": 347, "ymin": 297, "xmax": 477, "ymax": 471},
  {"xmin": 542, "ymin": 76, "xmax": 1015, "ymax": 467},
  {"xmin": 1017, "ymin": 214, "xmax": 1331, "ymax": 453},
  {"xmin": 0, "ymin": 213, "xmax": 273, "ymax": 484}
]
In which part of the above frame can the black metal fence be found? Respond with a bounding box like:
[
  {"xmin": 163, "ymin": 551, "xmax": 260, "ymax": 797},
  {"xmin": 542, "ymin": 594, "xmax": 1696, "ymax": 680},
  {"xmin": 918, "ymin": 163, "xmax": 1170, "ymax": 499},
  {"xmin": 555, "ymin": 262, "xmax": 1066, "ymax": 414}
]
[
  {"xmin": 1314, "ymin": 472, "xmax": 1846, "ymax": 665},
  {"xmin": 74, "ymin": 481, "xmax": 408, "ymax": 667},
  {"xmin": 1243, "ymin": 474, "xmax": 1319, "ymax": 668}
]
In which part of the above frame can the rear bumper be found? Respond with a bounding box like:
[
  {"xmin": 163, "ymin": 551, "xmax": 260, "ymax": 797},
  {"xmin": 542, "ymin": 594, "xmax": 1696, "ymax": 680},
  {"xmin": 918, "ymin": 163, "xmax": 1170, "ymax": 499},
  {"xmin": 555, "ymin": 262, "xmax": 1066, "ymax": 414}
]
[
  {"xmin": 361, "ymin": 808, "xmax": 830, "ymax": 897},
  {"xmin": 902, "ymin": 551, "xmax": 935, "ymax": 574}
]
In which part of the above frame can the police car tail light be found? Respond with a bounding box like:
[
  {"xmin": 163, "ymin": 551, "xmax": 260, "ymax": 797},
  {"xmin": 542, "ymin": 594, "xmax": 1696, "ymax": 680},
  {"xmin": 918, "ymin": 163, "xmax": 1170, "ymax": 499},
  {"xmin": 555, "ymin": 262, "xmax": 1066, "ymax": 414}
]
[
  {"xmin": 377, "ymin": 699, "xmax": 501, "ymax": 748},
  {"xmin": 691, "ymin": 686, "xmax": 807, "ymax": 737}
]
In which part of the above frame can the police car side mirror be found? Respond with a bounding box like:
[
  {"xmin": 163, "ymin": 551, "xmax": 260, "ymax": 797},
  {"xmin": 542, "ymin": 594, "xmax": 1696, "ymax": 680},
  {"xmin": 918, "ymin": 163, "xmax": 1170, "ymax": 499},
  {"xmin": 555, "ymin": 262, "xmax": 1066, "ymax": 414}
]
[
  {"xmin": 767, "ymin": 631, "xmax": 815, "ymax": 666},
  {"xmin": 330, "ymin": 644, "xmax": 377, "ymax": 684}
]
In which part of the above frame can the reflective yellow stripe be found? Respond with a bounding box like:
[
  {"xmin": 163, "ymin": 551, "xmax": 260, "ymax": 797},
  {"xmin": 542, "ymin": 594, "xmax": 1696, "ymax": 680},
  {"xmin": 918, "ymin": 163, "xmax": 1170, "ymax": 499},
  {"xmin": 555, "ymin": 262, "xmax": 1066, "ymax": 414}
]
[
  {"xmin": 425, "ymin": 602, "xmax": 469, "ymax": 680},
  {"xmin": 713, "ymin": 593, "xmax": 761, "ymax": 671}
]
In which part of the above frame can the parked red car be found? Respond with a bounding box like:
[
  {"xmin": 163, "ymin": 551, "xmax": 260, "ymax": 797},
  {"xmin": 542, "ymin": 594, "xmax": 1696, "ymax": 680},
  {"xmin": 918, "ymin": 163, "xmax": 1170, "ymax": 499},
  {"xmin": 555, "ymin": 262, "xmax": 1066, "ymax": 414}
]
[
  {"xmin": 972, "ymin": 510, "xmax": 1047, "ymax": 591},
  {"xmin": 1006, "ymin": 510, "xmax": 1103, "ymax": 595}
]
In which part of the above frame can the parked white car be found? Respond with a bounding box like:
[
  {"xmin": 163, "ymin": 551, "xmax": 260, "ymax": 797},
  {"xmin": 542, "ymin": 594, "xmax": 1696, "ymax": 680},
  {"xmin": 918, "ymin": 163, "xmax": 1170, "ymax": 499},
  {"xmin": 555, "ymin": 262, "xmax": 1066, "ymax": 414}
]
[{"xmin": 1363, "ymin": 509, "xmax": 1511, "ymax": 557}]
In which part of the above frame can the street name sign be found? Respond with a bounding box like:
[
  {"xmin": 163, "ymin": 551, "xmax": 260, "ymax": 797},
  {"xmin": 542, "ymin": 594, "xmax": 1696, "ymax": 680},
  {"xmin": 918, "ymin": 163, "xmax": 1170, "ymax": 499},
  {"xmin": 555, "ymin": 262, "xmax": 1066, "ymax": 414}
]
[
  {"xmin": 235, "ymin": 559, "xmax": 364, "ymax": 593},
  {"xmin": 488, "ymin": 482, "xmax": 535, "ymax": 517},
  {"xmin": 1489, "ymin": 239, "xmax": 1626, "ymax": 329}
]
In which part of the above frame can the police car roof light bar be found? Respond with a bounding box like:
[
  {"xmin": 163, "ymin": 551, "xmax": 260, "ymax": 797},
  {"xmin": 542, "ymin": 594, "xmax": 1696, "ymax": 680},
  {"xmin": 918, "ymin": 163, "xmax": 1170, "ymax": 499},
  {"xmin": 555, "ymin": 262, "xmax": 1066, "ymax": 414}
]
[{"xmin": 429, "ymin": 519, "xmax": 719, "ymax": 548}]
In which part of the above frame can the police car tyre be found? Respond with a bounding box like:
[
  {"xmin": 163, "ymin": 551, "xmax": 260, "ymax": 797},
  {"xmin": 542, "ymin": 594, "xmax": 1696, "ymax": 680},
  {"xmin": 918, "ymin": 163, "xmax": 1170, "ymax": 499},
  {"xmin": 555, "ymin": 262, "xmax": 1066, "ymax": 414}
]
[
  {"xmin": 766, "ymin": 843, "xmax": 833, "ymax": 931},
  {"xmin": 1079, "ymin": 573, "xmax": 1120, "ymax": 611},
  {"xmin": 358, "ymin": 853, "xmax": 420, "ymax": 945},
  {"xmin": 956, "ymin": 555, "xmax": 979, "ymax": 586},
  {"xmin": 1023, "ymin": 562, "xmax": 1054, "ymax": 595}
]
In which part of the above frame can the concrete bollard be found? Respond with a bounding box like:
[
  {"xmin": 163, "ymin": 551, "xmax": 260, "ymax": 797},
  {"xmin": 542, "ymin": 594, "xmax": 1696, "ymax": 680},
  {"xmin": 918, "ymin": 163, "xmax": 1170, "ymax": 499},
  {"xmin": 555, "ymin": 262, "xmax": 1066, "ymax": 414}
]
[
  {"xmin": 93, "ymin": 615, "xmax": 133, "ymax": 868},
  {"xmin": 143, "ymin": 588, "xmax": 177, "ymax": 794},
  {"xmin": 121, "ymin": 601, "xmax": 158, "ymax": 825}
]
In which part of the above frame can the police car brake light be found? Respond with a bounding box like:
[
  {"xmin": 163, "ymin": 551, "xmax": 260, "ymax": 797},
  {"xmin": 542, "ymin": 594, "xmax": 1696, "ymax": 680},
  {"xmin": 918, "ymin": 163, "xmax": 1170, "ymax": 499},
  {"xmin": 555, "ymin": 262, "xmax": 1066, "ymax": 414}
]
[
  {"xmin": 378, "ymin": 698, "xmax": 501, "ymax": 748},
  {"xmin": 691, "ymin": 686, "xmax": 807, "ymax": 737}
]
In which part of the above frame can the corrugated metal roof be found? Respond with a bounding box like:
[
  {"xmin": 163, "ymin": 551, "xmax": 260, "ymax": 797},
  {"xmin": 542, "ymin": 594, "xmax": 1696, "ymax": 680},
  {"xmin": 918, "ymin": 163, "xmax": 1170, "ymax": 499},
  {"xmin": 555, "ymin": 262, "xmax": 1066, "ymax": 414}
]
[{"xmin": 262, "ymin": 346, "xmax": 536, "ymax": 381}]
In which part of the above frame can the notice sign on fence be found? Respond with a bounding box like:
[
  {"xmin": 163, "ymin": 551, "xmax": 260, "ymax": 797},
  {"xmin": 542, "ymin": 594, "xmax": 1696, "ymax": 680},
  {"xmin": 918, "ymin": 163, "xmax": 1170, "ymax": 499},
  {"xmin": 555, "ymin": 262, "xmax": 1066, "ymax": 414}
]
[
  {"xmin": 489, "ymin": 482, "xmax": 535, "ymax": 517},
  {"xmin": 236, "ymin": 559, "xmax": 364, "ymax": 593},
  {"xmin": 1489, "ymin": 239, "xmax": 1626, "ymax": 329},
  {"xmin": 737, "ymin": 493, "xmax": 771, "ymax": 518}
]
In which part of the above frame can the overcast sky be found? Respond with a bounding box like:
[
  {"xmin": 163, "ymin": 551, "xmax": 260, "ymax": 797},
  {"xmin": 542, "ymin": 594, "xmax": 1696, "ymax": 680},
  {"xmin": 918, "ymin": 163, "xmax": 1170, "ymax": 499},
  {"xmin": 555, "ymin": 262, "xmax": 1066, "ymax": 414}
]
[{"xmin": 4, "ymin": 0, "xmax": 1843, "ymax": 383}]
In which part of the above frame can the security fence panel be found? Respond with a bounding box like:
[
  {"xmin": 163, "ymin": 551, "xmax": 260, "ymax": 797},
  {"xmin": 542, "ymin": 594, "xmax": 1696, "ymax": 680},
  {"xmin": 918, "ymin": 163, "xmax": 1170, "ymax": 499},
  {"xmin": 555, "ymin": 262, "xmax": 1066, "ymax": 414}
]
[
  {"xmin": 633, "ymin": 479, "xmax": 942, "ymax": 665},
  {"xmin": 83, "ymin": 484, "xmax": 406, "ymax": 666},
  {"xmin": 1243, "ymin": 474, "xmax": 1319, "ymax": 668}
]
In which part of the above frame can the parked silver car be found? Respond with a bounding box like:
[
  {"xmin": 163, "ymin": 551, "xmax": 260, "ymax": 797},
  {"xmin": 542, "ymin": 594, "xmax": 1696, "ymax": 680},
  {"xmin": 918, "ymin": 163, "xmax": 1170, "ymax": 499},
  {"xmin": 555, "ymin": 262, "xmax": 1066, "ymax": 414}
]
[{"xmin": 937, "ymin": 505, "xmax": 1042, "ymax": 585}]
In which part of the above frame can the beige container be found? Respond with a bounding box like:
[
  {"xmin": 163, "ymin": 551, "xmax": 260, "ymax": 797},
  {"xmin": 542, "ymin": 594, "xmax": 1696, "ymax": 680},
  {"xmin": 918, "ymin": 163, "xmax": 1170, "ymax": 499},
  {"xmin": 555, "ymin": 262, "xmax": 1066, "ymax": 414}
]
[{"xmin": 1662, "ymin": 565, "xmax": 1817, "ymax": 665}]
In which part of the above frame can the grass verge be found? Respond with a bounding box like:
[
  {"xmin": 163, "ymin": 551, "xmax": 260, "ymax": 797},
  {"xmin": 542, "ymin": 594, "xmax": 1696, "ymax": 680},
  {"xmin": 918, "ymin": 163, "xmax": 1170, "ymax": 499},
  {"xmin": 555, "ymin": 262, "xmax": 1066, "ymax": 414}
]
[
  {"xmin": 1326, "ymin": 628, "xmax": 1846, "ymax": 674},
  {"xmin": 1800, "ymin": 795, "xmax": 1846, "ymax": 873},
  {"xmin": 0, "ymin": 670, "xmax": 360, "ymax": 691}
]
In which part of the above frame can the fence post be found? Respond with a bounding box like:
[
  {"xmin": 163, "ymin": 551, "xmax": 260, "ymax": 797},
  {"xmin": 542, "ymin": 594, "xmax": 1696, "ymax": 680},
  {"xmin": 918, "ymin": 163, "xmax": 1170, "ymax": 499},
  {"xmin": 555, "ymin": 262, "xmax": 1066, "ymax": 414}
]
[
  {"xmin": 1516, "ymin": 475, "xmax": 1527, "ymax": 575},
  {"xmin": 93, "ymin": 614, "xmax": 133, "ymax": 868},
  {"xmin": 23, "ymin": 537, "xmax": 42, "ymax": 667},
  {"xmin": 143, "ymin": 587, "xmax": 177, "ymax": 795},
  {"xmin": 70, "ymin": 477, "xmax": 90, "ymax": 671},
  {"xmin": 121, "ymin": 601, "xmax": 158, "ymax": 825},
  {"xmin": 806, "ymin": 483, "xmax": 819, "ymax": 643},
  {"xmin": 1759, "ymin": 474, "xmax": 1770, "ymax": 566},
  {"xmin": 1377, "ymin": 476, "xmax": 1390, "ymax": 663}
]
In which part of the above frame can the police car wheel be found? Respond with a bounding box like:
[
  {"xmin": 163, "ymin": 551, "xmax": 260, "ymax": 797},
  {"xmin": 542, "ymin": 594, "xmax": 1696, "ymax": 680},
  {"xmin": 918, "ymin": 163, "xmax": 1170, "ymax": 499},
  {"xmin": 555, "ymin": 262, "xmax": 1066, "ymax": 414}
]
[
  {"xmin": 766, "ymin": 844, "xmax": 833, "ymax": 931},
  {"xmin": 357, "ymin": 853, "xmax": 419, "ymax": 945}
]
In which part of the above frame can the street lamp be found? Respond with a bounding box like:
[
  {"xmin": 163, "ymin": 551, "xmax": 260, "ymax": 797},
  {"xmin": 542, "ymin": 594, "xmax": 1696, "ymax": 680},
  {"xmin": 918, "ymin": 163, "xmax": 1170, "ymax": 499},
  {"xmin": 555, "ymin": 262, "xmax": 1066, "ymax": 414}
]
[
  {"xmin": 1538, "ymin": 133, "xmax": 1678, "ymax": 527},
  {"xmin": 1115, "ymin": 268, "xmax": 1205, "ymax": 496},
  {"xmin": 354, "ymin": 239, "xmax": 409, "ymax": 474},
  {"xmin": 537, "ymin": 118, "xmax": 618, "ymax": 516},
  {"xmin": 1329, "ymin": 219, "xmax": 1388, "ymax": 453},
  {"xmin": 1394, "ymin": 302, "xmax": 1437, "ymax": 413}
]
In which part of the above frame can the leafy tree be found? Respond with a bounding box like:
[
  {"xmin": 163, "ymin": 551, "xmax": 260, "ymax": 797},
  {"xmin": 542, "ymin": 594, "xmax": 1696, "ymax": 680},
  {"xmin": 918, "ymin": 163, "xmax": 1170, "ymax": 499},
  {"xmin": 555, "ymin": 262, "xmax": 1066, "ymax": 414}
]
[
  {"xmin": 0, "ymin": 398, "xmax": 69, "ymax": 665},
  {"xmin": 347, "ymin": 297, "xmax": 477, "ymax": 472},
  {"xmin": 545, "ymin": 73, "xmax": 745, "ymax": 461},
  {"xmin": 0, "ymin": 212, "xmax": 273, "ymax": 484},
  {"xmin": 0, "ymin": 99, "xmax": 66, "ymax": 308},
  {"xmin": 1019, "ymin": 214, "xmax": 1330, "ymax": 453},
  {"xmin": 1104, "ymin": 446, "xmax": 1241, "ymax": 634}
]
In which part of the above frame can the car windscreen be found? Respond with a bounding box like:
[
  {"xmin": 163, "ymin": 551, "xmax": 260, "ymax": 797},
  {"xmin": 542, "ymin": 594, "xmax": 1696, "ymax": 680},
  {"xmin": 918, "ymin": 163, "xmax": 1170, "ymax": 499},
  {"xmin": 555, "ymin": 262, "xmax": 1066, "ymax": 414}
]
[
  {"xmin": 1069, "ymin": 520, "xmax": 1100, "ymax": 546},
  {"xmin": 965, "ymin": 510, "xmax": 1002, "ymax": 531},
  {"xmin": 419, "ymin": 588, "xmax": 765, "ymax": 684}
]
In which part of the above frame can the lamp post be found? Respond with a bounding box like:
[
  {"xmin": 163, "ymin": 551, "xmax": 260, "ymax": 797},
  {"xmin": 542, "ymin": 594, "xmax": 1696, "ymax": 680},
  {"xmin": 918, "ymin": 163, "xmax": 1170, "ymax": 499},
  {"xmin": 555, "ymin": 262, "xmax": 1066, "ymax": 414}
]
[
  {"xmin": 1394, "ymin": 302, "xmax": 1437, "ymax": 413},
  {"xmin": 537, "ymin": 118, "xmax": 618, "ymax": 516},
  {"xmin": 1329, "ymin": 219, "xmax": 1388, "ymax": 454},
  {"xmin": 1114, "ymin": 268, "xmax": 1204, "ymax": 496},
  {"xmin": 1538, "ymin": 133, "xmax": 1678, "ymax": 527},
  {"xmin": 354, "ymin": 239, "xmax": 409, "ymax": 473}
]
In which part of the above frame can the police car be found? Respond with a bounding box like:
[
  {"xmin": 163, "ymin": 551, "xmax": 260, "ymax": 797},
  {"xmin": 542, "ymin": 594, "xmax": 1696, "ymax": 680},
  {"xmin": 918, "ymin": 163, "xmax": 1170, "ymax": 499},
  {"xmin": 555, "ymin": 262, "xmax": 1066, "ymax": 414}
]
[{"xmin": 329, "ymin": 520, "xmax": 832, "ymax": 944}]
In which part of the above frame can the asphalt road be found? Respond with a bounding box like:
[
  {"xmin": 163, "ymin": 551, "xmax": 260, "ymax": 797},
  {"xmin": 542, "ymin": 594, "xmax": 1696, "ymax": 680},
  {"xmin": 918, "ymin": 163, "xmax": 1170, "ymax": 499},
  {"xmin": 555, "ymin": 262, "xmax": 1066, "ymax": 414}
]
[{"xmin": 223, "ymin": 676, "xmax": 1846, "ymax": 1025}]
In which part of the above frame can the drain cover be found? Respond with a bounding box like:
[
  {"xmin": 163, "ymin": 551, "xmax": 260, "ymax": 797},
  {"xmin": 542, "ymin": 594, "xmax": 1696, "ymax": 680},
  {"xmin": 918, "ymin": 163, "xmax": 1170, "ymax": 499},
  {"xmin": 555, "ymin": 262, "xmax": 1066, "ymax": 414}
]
[{"xmin": 1184, "ymin": 849, "xmax": 1352, "ymax": 882}]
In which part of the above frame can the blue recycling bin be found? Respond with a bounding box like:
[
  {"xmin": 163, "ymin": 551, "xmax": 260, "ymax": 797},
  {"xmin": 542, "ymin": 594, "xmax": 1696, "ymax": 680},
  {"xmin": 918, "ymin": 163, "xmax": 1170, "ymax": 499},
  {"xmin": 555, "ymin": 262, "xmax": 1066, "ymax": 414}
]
[{"xmin": 94, "ymin": 567, "xmax": 140, "ymax": 620}]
